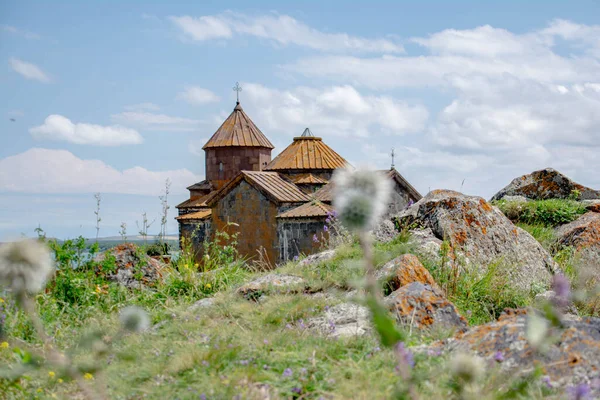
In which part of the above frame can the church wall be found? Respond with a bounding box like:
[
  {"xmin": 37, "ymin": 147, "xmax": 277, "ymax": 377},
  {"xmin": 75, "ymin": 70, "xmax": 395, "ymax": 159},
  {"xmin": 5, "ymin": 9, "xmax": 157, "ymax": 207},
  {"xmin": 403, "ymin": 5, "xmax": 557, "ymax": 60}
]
[
  {"xmin": 205, "ymin": 147, "xmax": 272, "ymax": 189},
  {"xmin": 276, "ymin": 218, "xmax": 327, "ymax": 262},
  {"xmin": 179, "ymin": 219, "xmax": 212, "ymax": 263},
  {"xmin": 384, "ymin": 182, "xmax": 420, "ymax": 219}
]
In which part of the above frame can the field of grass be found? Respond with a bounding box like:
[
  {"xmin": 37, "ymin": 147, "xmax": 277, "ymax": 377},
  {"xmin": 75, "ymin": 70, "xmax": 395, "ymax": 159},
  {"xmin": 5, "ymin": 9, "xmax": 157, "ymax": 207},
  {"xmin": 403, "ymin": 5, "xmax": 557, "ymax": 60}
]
[{"xmin": 0, "ymin": 231, "xmax": 577, "ymax": 399}]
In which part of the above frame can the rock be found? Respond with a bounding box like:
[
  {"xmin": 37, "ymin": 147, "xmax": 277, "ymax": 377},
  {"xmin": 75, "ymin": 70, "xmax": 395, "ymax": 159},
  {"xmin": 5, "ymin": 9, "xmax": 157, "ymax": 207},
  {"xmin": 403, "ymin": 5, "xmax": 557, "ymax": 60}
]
[
  {"xmin": 408, "ymin": 228, "xmax": 442, "ymax": 261},
  {"xmin": 582, "ymin": 200, "xmax": 600, "ymax": 213},
  {"xmin": 372, "ymin": 219, "xmax": 398, "ymax": 243},
  {"xmin": 376, "ymin": 254, "xmax": 439, "ymax": 294},
  {"xmin": 501, "ymin": 195, "xmax": 530, "ymax": 203},
  {"xmin": 534, "ymin": 290, "xmax": 578, "ymax": 315},
  {"xmin": 237, "ymin": 274, "xmax": 306, "ymax": 300},
  {"xmin": 385, "ymin": 282, "xmax": 467, "ymax": 332},
  {"xmin": 556, "ymin": 212, "xmax": 600, "ymax": 269},
  {"xmin": 297, "ymin": 250, "xmax": 336, "ymax": 266},
  {"xmin": 427, "ymin": 311, "xmax": 600, "ymax": 396},
  {"xmin": 189, "ymin": 297, "xmax": 215, "ymax": 310},
  {"xmin": 491, "ymin": 168, "xmax": 600, "ymax": 201},
  {"xmin": 394, "ymin": 190, "xmax": 559, "ymax": 292},
  {"xmin": 93, "ymin": 243, "xmax": 164, "ymax": 289},
  {"xmin": 307, "ymin": 303, "xmax": 370, "ymax": 338}
]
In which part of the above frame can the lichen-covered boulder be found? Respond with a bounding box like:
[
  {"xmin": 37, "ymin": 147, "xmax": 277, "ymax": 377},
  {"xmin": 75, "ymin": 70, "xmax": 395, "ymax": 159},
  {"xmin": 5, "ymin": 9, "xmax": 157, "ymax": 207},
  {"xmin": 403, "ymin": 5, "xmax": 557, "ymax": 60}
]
[
  {"xmin": 491, "ymin": 168, "xmax": 600, "ymax": 201},
  {"xmin": 582, "ymin": 200, "xmax": 600, "ymax": 213},
  {"xmin": 385, "ymin": 282, "xmax": 467, "ymax": 332},
  {"xmin": 408, "ymin": 228, "xmax": 443, "ymax": 261},
  {"xmin": 307, "ymin": 303, "xmax": 370, "ymax": 338},
  {"xmin": 426, "ymin": 310, "xmax": 600, "ymax": 396},
  {"xmin": 376, "ymin": 254, "xmax": 439, "ymax": 293},
  {"xmin": 556, "ymin": 212, "xmax": 600, "ymax": 271},
  {"xmin": 93, "ymin": 243, "xmax": 163, "ymax": 289},
  {"xmin": 372, "ymin": 219, "xmax": 398, "ymax": 243},
  {"xmin": 394, "ymin": 190, "xmax": 559, "ymax": 291},
  {"xmin": 297, "ymin": 250, "xmax": 336, "ymax": 266},
  {"xmin": 237, "ymin": 274, "xmax": 306, "ymax": 300}
]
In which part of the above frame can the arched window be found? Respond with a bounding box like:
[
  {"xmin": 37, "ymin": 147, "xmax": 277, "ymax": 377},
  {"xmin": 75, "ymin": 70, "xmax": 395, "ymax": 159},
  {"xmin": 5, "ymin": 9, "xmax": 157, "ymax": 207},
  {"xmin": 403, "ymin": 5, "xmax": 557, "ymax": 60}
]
[{"xmin": 219, "ymin": 162, "xmax": 223, "ymax": 172}]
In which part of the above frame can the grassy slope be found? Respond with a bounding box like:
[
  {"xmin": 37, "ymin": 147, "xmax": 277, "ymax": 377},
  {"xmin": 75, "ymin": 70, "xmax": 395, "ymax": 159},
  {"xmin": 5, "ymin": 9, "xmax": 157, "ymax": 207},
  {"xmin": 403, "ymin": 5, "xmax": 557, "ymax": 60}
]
[{"xmin": 0, "ymin": 233, "xmax": 559, "ymax": 399}]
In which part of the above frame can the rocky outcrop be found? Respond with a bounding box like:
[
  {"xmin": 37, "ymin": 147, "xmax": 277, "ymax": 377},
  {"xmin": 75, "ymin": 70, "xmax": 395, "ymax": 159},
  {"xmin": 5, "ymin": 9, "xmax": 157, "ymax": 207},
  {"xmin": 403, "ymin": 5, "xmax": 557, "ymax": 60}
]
[
  {"xmin": 426, "ymin": 310, "xmax": 600, "ymax": 396},
  {"xmin": 376, "ymin": 254, "xmax": 439, "ymax": 294},
  {"xmin": 237, "ymin": 274, "xmax": 306, "ymax": 300},
  {"xmin": 394, "ymin": 190, "xmax": 558, "ymax": 291},
  {"xmin": 385, "ymin": 282, "xmax": 467, "ymax": 332},
  {"xmin": 491, "ymin": 168, "xmax": 600, "ymax": 201},
  {"xmin": 93, "ymin": 243, "xmax": 163, "ymax": 289},
  {"xmin": 297, "ymin": 250, "xmax": 336, "ymax": 266},
  {"xmin": 372, "ymin": 219, "xmax": 398, "ymax": 243},
  {"xmin": 556, "ymin": 212, "xmax": 600, "ymax": 270},
  {"xmin": 582, "ymin": 200, "xmax": 600, "ymax": 213},
  {"xmin": 408, "ymin": 228, "xmax": 443, "ymax": 261},
  {"xmin": 307, "ymin": 303, "xmax": 370, "ymax": 338}
]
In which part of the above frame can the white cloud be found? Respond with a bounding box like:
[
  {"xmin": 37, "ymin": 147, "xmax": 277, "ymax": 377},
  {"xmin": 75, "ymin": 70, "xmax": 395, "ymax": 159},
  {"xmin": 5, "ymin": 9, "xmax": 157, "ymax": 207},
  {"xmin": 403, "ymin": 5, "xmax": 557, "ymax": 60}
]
[
  {"xmin": 9, "ymin": 58, "xmax": 51, "ymax": 83},
  {"xmin": 30, "ymin": 115, "xmax": 143, "ymax": 146},
  {"xmin": 0, "ymin": 148, "xmax": 198, "ymax": 196},
  {"xmin": 2, "ymin": 25, "xmax": 41, "ymax": 40},
  {"xmin": 123, "ymin": 102, "xmax": 161, "ymax": 111},
  {"xmin": 241, "ymin": 83, "xmax": 428, "ymax": 138},
  {"xmin": 177, "ymin": 86, "xmax": 220, "ymax": 105},
  {"xmin": 170, "ymin": 12, "xmax": 403, "ymax": 53},
  {"xmin": 111, "ymin": 111, "xmax": 201, "ymax": 132},
  {"xmin": 188, "ymin": 138, "xmax": 207, "ymax": 156}
]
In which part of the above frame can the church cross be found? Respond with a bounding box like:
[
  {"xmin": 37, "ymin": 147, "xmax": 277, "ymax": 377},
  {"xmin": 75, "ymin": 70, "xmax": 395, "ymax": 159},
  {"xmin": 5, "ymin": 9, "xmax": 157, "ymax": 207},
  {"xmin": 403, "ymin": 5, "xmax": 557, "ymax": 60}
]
[
  {"xmin": 390, "ymin": 147, "xmax": 395, "ymax": 170},
  {"xmin": 233, "ymin": 82, "xmax": 242, "ymax": 103}
]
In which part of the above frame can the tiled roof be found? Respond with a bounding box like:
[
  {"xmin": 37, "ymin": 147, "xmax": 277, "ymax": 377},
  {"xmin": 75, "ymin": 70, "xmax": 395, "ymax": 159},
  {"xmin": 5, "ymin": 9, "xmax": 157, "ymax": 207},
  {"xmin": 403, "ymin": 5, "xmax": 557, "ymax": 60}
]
[
  {"xmin": 176, "ymin": 191, "xmax": 218, "ymax": 209},
  {"xmin": 202, "ymin": 102, "xmax": 274, "ymax": 149},
  {"xmin": 291, "ymin": 173, "xmax": 329, "ymax": 185},
  {"xmin": 313, "ymin": 168, "xmax": 422, "ymax": 203},
  {"xmin": 207, "ymin": 171, "xmax": 310, "ymax": 206},
  {"xmin": 265, "ymin": 133, "xmax": 348, "ymax": 171},
  {"xmin": 176, "ymin": 209, "xmax": 212, "ymax": 221},
  {"xmin": 277, "ymin": 201, "xmax": 333, "ymax": 219},
  {"xmin": 186, "ymin": 180, "xmax": 214, "ymax": 191}
]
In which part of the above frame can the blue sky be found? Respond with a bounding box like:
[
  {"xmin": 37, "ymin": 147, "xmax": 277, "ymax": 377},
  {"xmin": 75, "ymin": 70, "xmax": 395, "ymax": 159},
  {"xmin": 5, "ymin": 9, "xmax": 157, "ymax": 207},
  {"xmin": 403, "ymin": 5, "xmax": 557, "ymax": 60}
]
[{"xmin": 1, "ymin": 1, "xmax": 599, "ymax": 240}]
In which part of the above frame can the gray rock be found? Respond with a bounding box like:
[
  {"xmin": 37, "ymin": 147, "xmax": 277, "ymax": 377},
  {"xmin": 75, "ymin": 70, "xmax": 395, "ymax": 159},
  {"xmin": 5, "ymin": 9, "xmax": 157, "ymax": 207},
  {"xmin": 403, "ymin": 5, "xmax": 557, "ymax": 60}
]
[
  {"xmin": 376, "ymin": 254, "xmax": 440, "ymax": 293},
  {"xmin": 385, "ymin": 282, "xmax": 467, "ymax": 332},
  {"xmin": 491, "ymin": 168, "xmax": 600, "ymax": 201},
  {"xmin": 189, "ymin": 297, "xmax": 215, "ymax": 310},
  {"xmin": 372, "ymin": 219, "xmax": 398, "ymax": 243},
  {"xmin": 501, "ymin": 195, "xmax": 530, "ymax": 203},
  {"xmin": 297, "ymin": 250, "xmax": 336, "ymax": 266},
  {"xmin": 307, "ymin": 303, "xmax": 371, "ymax": 338},
  {"xmin": 394, "ymin": 190, "xmax": 559, "ymax": 292},
  {"xmin": 556, "ymin": 212, "xmax": 600, "ymax": 270},
  {"xmin": 425, "ymin": 310, "xmax": 600, "ymax": 396},
  {"xmin": 93, "ymin": 243, "xmax": 164, "ymax": 289},
  {"xmin": 237, "ymin": 274, "xmax": 306, "ymax": 300},
  {"xmin": 582, "ymin": 199, "xmax": 600, "ymax": 213},
  {"xmin": 408, "ymin": 228, "xmax": 443, "ymax": 261}
]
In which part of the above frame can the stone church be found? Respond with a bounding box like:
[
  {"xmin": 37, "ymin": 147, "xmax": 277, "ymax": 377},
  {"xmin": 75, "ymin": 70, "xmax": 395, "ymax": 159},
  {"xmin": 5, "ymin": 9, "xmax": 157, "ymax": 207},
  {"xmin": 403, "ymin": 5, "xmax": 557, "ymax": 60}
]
[{"xmin": 176, "ymin": 99, "xmax": 422, "ymax": 264}]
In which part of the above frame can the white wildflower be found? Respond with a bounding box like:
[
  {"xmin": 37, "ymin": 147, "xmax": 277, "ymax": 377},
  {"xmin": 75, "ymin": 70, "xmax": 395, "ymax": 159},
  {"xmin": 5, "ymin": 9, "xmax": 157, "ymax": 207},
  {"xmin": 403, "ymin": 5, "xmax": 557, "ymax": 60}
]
[
  {"xmin": 450, "ymin": 352, "xmax": 485, "ymax": 384},
  {"xmin": 119, "ymin": 306, "xmax": 150, "ymax": 332},
  {"xmin": 526, "ymin": 312, "xmax": 549, "ymax": 350},
  {"xmin": 0, "ymin": 239, "xmax": 54, "ymax": 295},
  {"xmin": 331, "ymin": 167, "xmax": 392, "ymax": 232}
]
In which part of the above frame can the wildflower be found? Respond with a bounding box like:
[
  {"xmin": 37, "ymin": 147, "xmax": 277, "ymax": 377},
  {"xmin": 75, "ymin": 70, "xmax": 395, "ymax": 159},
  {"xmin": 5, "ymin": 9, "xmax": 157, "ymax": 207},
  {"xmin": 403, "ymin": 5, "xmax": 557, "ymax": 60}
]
[
  {"xmin": 552, "ymin": 274, "xmax": 571, "ymax": 308},
  {"xmin": 293, "ymin": 255, "xmax": 299, "ymax": 262},
  {"xmin": 0, "ymin": 297, "xmax": 4, "ymax": 303},
  {"xmin": 57, "ymin": 379, "xmax": 63, "ymax": 384},
  {"xmin": 239, "ymin": 359, "xmax": 249, "ymax": 366},
  {"xmin": 199, "ymin": 394, "xmax": 207, "ymax": 400},
  {"xmin": 119, "ymin": 306, "xmax": 150, "ymax": 333},
  {"xmin": 282, "ymin": 368, "xmax": 293, "ymax": 377},
  {"xmin": 450, "ymin": 352, "xmax": 485, "ymax": 384},
  {"xmin": 312, "ymin": 234, "xmax": 318, "ymax": 243},
  {"xmin": 194, "ymin": 263, "xmax": 199, "ymax": 268},
  {"xmin": 568, "ymin": 383, "xmax": 591, "ymax": 400},
  {"xmin": 298, "ymin": 319, "xmax": 306, "ymax": 329},
  {"xmin": 394, "ymin": 342, "xmax": 415, "ymax": 369},
  {"xmin": 205, "ymin": 283, "xmax": 212, "ymax": 289},
  {"xmin": 83, "ymin": 373, "xmax": 94, "ymax": 380},
  {"xmin": 331, "ymin": 167, "xmax": 392, "ymax": 232},
  {"xmin": 263, "ymin": 339, "xmax": 269, "ymax": 345},
  {"xmin": 526, "ymin": 312, "xmax": 549, "ymax": 350},
  {"xmin": 0, "ymin": 239, "xmax": 54, "ymax": 295},
  {"xmin": 291, "ymin": 387, "xmax": 302, "ymax": 394},
  {"xmin": 37, "ymin": 388, "xmax": 43, "ymax": 393},
  {"xmin": 0, "ymin": 341, "xmax": 8, "ymax": 349},
  {"xmin": 494, "ymin": 351, "xmax": 504, "ymax": 363},
  {"xmin": 323, "ymin": 225, "xmax": 329, "ymax": 232},
  {"xmin": 48, "ymin": 371, "xmax": 55, "ymax": 378}
]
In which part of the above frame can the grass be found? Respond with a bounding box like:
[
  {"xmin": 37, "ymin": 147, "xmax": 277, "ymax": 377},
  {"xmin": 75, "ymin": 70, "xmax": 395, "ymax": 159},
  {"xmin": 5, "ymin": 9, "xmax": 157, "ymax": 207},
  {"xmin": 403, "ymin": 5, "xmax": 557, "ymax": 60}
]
[
  {"xmin": 493, "ymin": 198, "xmax": 587, "ymax": 227},
  {"xmin": 0, "ymin": 231, "xmax": 573, "ymax": 399}
]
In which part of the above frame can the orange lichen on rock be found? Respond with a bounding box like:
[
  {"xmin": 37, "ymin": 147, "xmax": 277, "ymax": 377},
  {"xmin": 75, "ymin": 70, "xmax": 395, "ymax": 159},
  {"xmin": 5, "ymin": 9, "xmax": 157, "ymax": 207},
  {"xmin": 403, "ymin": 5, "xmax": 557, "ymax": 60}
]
[{"xmin": 376, "ymin": 254, "xmax": 440, "ymax": 293}]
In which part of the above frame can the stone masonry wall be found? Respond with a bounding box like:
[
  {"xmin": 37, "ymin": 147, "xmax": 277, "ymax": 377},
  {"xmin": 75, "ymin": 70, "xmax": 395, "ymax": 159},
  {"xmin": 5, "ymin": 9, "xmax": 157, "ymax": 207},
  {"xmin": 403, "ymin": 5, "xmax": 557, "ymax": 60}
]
[{"xmin": 277, "ymin": 218, "xmax": 327, "ymax": 262}]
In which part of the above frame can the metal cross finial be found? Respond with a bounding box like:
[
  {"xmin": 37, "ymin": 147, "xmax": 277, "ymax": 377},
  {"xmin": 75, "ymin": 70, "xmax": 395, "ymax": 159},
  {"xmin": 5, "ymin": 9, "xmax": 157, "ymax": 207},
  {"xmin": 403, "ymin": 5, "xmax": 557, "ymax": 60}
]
[
  {"xmin": 390, "ymin": 147, "xmax": 395, "ymax": 170},
  {"xmin": 233, "ymin": 82, "xmax": 242, "ymax": 103}
]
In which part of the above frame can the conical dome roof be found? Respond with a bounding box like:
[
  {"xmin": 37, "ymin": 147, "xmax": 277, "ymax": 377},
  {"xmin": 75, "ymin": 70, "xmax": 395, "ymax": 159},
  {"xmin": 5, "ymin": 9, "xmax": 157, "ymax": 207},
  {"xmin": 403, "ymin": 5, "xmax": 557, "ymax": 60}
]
[
  {"xmin": 202, "ymin": 102, "xmax": 274, "ymax": 150},
  {"xmin": 265, "ymin": 128, "xmax": 347, "ymax": 171}
]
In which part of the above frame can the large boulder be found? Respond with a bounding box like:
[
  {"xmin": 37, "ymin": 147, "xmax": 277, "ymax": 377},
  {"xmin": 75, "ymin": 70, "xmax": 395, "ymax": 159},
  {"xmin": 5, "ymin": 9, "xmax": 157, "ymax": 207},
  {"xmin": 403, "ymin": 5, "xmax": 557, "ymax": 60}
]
[
  {"xmin": 237, "ymin": 274, "xmax": 306, "ymax": 300},
  {"xmin": 491, "ymin": 168, "xmax": 600, "ymax": 201},
  {"xmin": 307, "ymin": 303, "xmax": 371, "ymax": 338},
  {"xmin": 556, "ymin": 212, "xmax": 600, "ymax": 271},
  {"xmin": 582, "ymin": 200, "xmax": 600, "ymax": 213},
  {"xmin": 426, "ymin": 310, "xmax": 600, "ymax": 395},
  {"xmin": 408, "ymin": 228, "xmax": 443, "ymax": 262},
  {"xmin": 394, "ymin": 190, "xmax": 559, "ymax": 291},
  {"xmin": 297, "ymin": 250, "xmax": 336, "ymax": 266},
  {"xmin": 93, "ymin": 243, "xmax": 164, "ymax": 289},
  {"xmin": 376, "ymin": 254, "xmax": 440, "ymax": 294},
  {"xmin": 385, "ymin": 282, "xmax": 467, "ymax": 332}
]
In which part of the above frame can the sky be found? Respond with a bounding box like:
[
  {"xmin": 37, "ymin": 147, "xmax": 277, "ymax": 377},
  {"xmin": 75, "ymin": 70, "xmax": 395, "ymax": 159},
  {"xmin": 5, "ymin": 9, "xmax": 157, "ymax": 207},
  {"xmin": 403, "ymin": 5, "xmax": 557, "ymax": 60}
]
[{"xmin": 1, "ymin": 0, "xmax": 599, "ymax": 240}]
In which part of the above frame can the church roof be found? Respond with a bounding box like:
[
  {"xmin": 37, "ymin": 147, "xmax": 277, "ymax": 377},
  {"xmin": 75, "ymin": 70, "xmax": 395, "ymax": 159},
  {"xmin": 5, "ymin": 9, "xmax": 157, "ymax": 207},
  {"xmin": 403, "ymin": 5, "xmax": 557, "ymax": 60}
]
[
  {"xmin": 277, "ymin": 200, "xmax": 333, "ymax": 219},
  {"xmin": 175, "ymin": 209, "xmax": 212, "ymax": 221},
  {"xmin": 265, "ymin": 129, "xmax": 348, "ymax": 171},
  {"xmin": 207, "ymin": 171, "xmax": 310, "ymax": 206},
  {"xmin": 291, "ymin": 173, "xmax": 329, "ymax": 185},
  {"xmin": 202, "ymin": 102, "xmax": 274, "ymax": 150},
  {"xmin": 186, "ymin": 179, "xmax": 214, "ymax": 191},
  {"xmin": 176, "ymin": 191, "xmax": 218, "ymax": 209}
]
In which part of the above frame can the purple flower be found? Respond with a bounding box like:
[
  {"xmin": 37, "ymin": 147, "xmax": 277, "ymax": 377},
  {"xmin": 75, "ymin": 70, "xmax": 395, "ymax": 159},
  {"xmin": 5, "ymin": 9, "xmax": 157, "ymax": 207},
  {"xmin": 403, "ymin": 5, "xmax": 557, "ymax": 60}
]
[
  {"xmin": 263, "ymin": 339, "xmax": 269, "ymax": 345},
  {"xmin": 300, "ymin": 368, "xmax": 307, "ymax": 375},
  {"xmin": 282, "ymin": 368, "xmax": 293, "ymax": 377},
  {"xmin": 239, "ymin": 359, "xmax": 249, "ymax": 366},
  {"xmin": 552, "ymin": 274, "xmax": 571, "ymax": 307},
  {"xmin": 494, "ymin": 351, "xmax": 504, "ymax": 363},
  {"xmin": 325, "ymin": 218, "xmax": 331, "ymax": 224},
  {"xmin": 394, "ymin": 342, "xmax": 415, "ymax": 369},
  {"xmin": 568, "ymin": 383, "xmax": 591, "ymax": 400},
  {"xmin": 542, "ymin": 376, "xmax": 552, "ymax": 388},
  {"xmin": 202, "ymin": 360, "xmax": 209, "ymax": 367},
  {"xmin": 291, "ymin": 387, "xmax": 302, "ymax": 394},
  {"xmin": 285, "ymin": 323, "xmax": 293, "ymax": 329},
  {"xmin": 298, "ymin": 319, "xmax": 306, "ymax": 329},
  {"xmin": 323, "ymin": 225, "xmax": 328, "ymax": 232},
  {"xmin": 199, "ymin": 394, "xmax": 207, "ymax": 400},
  {"xmin": 312, "ymin": 234, "xmax": 318, "ymax": 243},
  {"xmin": 293, "ymin": 255, "xmax": 299, "ymax": 262}
]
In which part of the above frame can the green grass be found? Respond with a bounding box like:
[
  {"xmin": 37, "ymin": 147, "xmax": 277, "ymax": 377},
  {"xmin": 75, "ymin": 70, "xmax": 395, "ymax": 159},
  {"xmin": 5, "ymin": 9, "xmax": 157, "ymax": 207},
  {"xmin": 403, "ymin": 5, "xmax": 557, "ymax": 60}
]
[
  {"xmin": 0, "ymin": 233, "xmax": 569, "ymax": 399},
  {"xmin": 494, "ymin": 198, "xmax": 587, "ymax": 227}
]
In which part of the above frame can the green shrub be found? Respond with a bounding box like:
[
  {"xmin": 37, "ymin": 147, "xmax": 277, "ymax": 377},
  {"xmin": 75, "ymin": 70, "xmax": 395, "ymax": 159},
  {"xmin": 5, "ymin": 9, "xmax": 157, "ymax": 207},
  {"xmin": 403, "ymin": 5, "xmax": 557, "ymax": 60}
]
[{"xmin": 494, "ymin": 198, "xmax": 587, "ymax": 227}]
